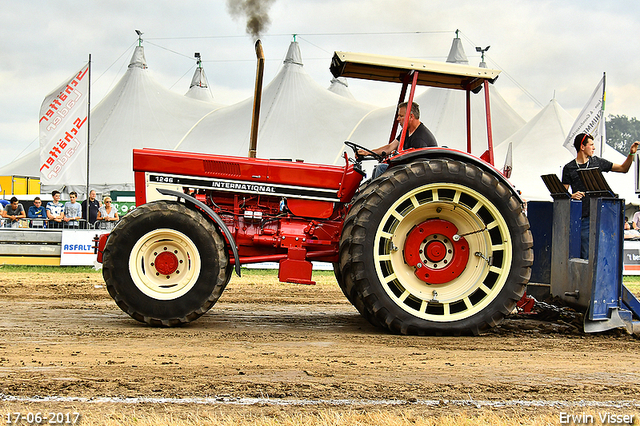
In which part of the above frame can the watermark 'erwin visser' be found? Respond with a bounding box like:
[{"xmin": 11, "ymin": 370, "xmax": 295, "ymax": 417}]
[{"xmin": 560, "ymin": 412, "xmax": 636, "ymax": 424}]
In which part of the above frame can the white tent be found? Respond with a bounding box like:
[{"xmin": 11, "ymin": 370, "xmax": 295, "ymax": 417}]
[
  {"xmin": 346, "ymin": 36, "xmax": 526, "ymax": 159},
  {"xmin": 175, "ymin": 41, "xmax": 378, "ymax": 164},
  {"xmin": 416, "ymin": 84, "xmax": 525, "ymax": 155},
  {"xmin": 3, "ymin": 47, "xmax": 223, "ymax": 193},
  {"xmin": 418, "ymin": 37, "xmax": 525, "ymax": 154},
  {"xmin": 494, "ymin": 98, "xmax": 575, "ymax": 201},
  {"xmin": 42, "ymin": 45, "xmax": 225, "ymax": 196},
  {"xmin": 0, "ymin": 149, "xmax": 39, "ymax": 178},
  {"xmin": 328, "ymin": 77, "xmax": 356, "ymax": 100}
]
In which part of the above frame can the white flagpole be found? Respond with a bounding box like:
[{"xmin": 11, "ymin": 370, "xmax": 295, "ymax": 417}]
[
  {"xmin": 599, "ymin": 72, "xmax": 606, "ymax": 157},
  {"xmin": 85, "ymin": 54, "xmax": 92, "ymax": 222}
]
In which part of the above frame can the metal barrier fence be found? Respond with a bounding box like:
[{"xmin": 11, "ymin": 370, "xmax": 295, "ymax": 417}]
[
  {"xmin": 0, "ymin": 218, "xmax": 119, "ymax": 230},
  {"xmin": 0, "ymin": 224, "xmax": 114, "ymax": 266},
  {"xmin": 0, "ymin": 228, "xmax": 63, "ymax": 264}
]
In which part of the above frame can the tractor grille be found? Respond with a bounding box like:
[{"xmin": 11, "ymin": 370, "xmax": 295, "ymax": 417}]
[{"xmin": 203, "ymin": 160, "xmax": 242, "ymax": 177}]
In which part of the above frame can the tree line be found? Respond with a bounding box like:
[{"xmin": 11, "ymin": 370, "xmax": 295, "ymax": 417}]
[{"xmin": 606, "ymin": 114, "xmax": 640, "ymax": 155}]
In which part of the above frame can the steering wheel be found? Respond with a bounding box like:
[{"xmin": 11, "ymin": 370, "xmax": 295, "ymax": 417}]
[{"xmin": 344, "ymin": 141, "xmax": 384, "ymax": 162}]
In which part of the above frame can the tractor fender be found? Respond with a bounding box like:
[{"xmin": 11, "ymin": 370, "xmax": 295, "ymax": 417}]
[
  {"xmin": 156, "ymin": 187, "xmax": 241, "ymax": 277},
  {"xmin": 387, "ymin": 147, "xmax": 525, "ymax": 204}
]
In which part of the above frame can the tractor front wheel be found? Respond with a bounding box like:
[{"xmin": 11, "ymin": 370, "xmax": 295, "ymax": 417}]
[{"xmin": 102, "ymin": 201, "xmax": 229, "ymax": 326}]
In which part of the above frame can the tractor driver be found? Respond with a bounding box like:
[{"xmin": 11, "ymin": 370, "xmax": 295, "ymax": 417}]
[{"xmin": 358, "ymin": 101, "xmax": 437, "ymax": 178}]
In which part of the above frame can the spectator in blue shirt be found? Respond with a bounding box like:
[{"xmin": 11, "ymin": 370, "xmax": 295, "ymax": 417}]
[
  {"xmin": 27, "ymin": 197, "xmax": 47, "ymax": 218},
  {"xmin": 27, "ymin": 196, "xmax": 47, "ymax": 228}
]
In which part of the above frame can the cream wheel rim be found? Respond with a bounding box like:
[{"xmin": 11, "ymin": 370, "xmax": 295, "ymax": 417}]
[
  {"xmin": 129, "ymin": 228, "xmax": 202, "ymax": 300},
  {"xmin": 373, "ymin": 183, "xmax": 513, "ymax": 322}
]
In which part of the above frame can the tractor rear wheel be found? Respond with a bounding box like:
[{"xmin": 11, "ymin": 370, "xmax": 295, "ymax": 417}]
[
  {"xmin": 102, "ymin": 201, "xmax": 229, "ymax": 326},
  {"xmin": 339, "ymin": 159, "xmax": 532, "ymax": 335}
]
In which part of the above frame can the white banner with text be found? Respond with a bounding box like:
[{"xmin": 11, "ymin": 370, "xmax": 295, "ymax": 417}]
[
  {"xmin": 39, "ymin": 63, "xmax": 89, "ymax": 187},
  {"xmin": 60, "ymin": 229, "xmax": 108, "ymax": 266}
]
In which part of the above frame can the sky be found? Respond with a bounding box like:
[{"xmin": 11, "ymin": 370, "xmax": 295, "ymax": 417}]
[{"xmin": 1, "ymin": 0, "xmax": 640, "ymax": 169}]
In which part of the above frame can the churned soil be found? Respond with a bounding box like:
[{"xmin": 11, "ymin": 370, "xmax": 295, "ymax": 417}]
[{"xmin": 0, "ymin": 269, "xmax": 639, "ymax": 423}]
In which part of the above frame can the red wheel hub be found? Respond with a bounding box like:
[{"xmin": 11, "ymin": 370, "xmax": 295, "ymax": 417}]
[
  {"xmin": 403, "ymin": 219, "xmax": 469, "ymax": 284},
  {"xmin": 154, "ymin": 251, "xmax": 179, "ymax": 275},
  {"xmin": 425, "ymin": 240, "xmax": 446, "ymax": 262}
]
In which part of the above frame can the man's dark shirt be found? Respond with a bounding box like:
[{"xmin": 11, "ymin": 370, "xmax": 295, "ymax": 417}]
[
  {"xmin": 561, "ymin": 156, "xmax": 613, "ymax": 217},
  {"xmin": 399, "ymin": 123, "xmax": 438, "ymax": 150},
  {"xmin": 81, "ymin": 199, "xmax": 100, "ymax": 225}
]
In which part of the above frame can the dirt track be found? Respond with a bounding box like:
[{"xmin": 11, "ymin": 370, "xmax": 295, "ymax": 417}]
[{"xmin": 1, "ymin": 269, "xmax": 639, "ymax": 422}]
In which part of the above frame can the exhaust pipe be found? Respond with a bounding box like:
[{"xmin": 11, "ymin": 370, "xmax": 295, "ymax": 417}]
[{"xmin": 249, "ymin": 40, "xmax": 265, "ymax": 158}]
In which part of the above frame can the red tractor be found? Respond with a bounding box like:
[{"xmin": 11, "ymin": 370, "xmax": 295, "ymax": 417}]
[{"xmin": 98, "ymin": 46, "xmax": 533, "ymax": 335}]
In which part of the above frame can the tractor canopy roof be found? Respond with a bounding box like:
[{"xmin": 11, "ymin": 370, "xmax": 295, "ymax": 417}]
[{"xmin": 330, "ymin": 51, "xmax": 500, "ymax": 92}]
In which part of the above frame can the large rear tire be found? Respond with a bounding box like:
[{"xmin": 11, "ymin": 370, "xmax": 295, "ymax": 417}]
[
  {"xmin": 102, "ymin": 201, "xmax": 229, "ymax": 326},
  {"xmin": 339, "ymin": 159, "xmax": 532, "ymax": 335}
]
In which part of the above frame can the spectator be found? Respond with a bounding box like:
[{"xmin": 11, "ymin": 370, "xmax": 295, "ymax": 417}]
[
  {"xmin": 562, "ymin": 133, "xmax": 639, "ymax": 259},
  {"xmin": 28, "ymin": 197, "xmax": 47, "ymax": 218},
  {"xmin": 27, "ymin": 196, "xmax": 47, "ymax": 228},
  {"xmin": 632, "ymin": 210, "xmax": 640, "ymax": 231},
  {"xmin": 63, "ymin": 191, "xmax": 82, "ymax": 228},
  {"xmin": 624, "ymin": 216, "xmax": 640, "ymax": 239},
  {"xmin": 97, "ymin": 197, "xmax": 119, "ymax": 229},
  {"xmin": 0, "ymin": 199, "xmax": 9, "ymax": 208},
  {"xmin": 2, "ymin": 196, "xmax": 26, "ymax": 228},
  {"xmin": 46, "ymin": 190, "xmax": 65, "ymax": 228},
  {"xmin": 81, "ymin": 190, "xmax": 100, "ymax": 228}
]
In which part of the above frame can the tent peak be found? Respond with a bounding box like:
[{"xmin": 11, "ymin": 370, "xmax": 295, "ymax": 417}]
[
  {"xmin": 135, "ymin": 29, "xmax": 143, "ymax": 47},
  {"xmin": 185, "ymin": 55, "xmax": 215, "ymax": 101},
  {"xmin": 284, "ymin": 41, "xmax": 303, "ymax": 66},
  {"xmin": 476, "ymin": 45, "xmax": 490, "ymax": 68},
  {"xmin": 446, "ymin": 37, "xmax": 469, "ymax": 64},
  {"xmin": 328, "ymin": 77, "xmax": 356, "ymax": 100},
  {"xmin": 129, "ymin": 45, "xmax": 147, "ymax": 69},
  {"xmin": 330, "ymin": 77, "xmax": 348, "ymax": 88},
  {"xmin": 189, "ymin": 67, "xmax": 209, "ymax": 89}
]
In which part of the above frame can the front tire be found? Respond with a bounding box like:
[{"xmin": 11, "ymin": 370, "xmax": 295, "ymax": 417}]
[
  {"xmin": 339, "ymin": 159, "xmax": 532, "ymax": 335},
  {"xmin": 102, "ymin": 201, "xmax": 229, "ymax": 326}
]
